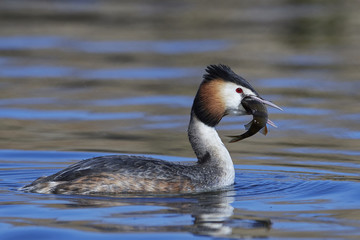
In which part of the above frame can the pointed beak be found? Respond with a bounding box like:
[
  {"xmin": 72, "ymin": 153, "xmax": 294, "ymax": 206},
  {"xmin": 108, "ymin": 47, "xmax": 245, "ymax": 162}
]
[{"xmin": 248, "ymin": 95, "xmax": 283, "ymax": 111}]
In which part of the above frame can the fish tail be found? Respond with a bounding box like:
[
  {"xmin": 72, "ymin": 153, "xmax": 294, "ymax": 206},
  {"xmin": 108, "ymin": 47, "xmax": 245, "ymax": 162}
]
[{"xmin": 228, "ymin": 135, "xmax": 243, "ymax": 143}]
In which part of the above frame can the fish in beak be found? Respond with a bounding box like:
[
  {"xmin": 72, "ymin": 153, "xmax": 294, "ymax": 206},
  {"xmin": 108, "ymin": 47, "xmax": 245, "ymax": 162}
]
[{"xmin": 228, "ymin": 96, "xmax": 282, "ymax": 143}]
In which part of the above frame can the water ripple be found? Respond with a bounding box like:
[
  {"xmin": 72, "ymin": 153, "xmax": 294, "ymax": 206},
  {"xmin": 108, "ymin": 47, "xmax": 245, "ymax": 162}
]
[
  {"xmin": 0, "ymin": 36, "xmax": 63, "ymax": 50},
  {"xmin": 0, "ymin": 108, "xmax": 144, "ymax": 121},
  {"xmin": 80, "ymin": 67, "xmax": 200, "ymax": 80},
  {"xmin": 288, "ymin": 147, "xmax": 360, "ymax": 157},
  {"xmin": 0, "ymin": 65, "xmax": 200, "ymax": 80},
  {"xmin": 234, "ymin": 169, "xmax": 359, "ymax": 210},
  {"xmin": 282, "ymin": 106, "xmax": 333, "ymax": 115},
  {"xmin": 75, "ymin": 40, "xmax": 230, "ymax": 54},
  {"xmin": 0, "ymin": 36, "xmax": 229, "ymax": 54},
  {"xmin": 0, "ymin": 66, "xmax": 74, "ymax": 78},
  {"xmin": 90, "ymin": 95, "xmax": 192, "ymax": 107},
  {"xmin": 0, "ymin": 98, "xmax": 57, "ymax": 106}
]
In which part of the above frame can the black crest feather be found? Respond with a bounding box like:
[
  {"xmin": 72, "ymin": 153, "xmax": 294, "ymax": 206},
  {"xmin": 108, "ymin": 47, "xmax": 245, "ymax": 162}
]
[
  {"xmin": 204, "ymin": 64, "xmax": 258, "ymax": 95},
  {"xmin": 191, "ymin": 64, "xmax": 260, "ymax": 127}
]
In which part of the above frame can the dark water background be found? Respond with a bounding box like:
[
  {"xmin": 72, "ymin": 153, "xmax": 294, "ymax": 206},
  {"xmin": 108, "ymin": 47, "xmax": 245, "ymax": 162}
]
[{"xmin": 0, "ymin": 0, "xmax": 360, "ymax": 239}]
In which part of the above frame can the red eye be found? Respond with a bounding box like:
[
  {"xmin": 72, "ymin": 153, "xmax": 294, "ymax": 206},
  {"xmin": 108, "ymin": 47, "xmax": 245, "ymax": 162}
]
[{"xmin": 236, "ymin": 88, "xmax": 243, "ymax": 94}]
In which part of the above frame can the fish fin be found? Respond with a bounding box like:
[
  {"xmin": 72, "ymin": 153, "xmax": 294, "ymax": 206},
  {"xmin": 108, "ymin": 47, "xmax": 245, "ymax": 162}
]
[
  {"xmin": 244, "ymin": 120, "xmax": 252, "ymax": 130},
  {"xmin": 260, "ymin": 125, "xmax": 268, "ymax": 135},
  {"xmin": 267, "ymin": 119, "xmax": 277, "ymax": 128}
]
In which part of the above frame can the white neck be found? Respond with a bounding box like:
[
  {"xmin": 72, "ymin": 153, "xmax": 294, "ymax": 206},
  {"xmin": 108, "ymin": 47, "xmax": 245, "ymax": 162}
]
[{"xmin": 188, "ymin": 112, "xmax": 235, "ymax": 187}]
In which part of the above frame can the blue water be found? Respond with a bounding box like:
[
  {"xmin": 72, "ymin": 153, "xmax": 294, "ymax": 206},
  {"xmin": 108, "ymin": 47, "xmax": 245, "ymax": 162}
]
[
  {"xmin": 0, "ymin": 65, "xmax": 201, "ymax": 80},
  {"xmin": 0, "ymin": 108, "xmax": 144, "ymax": 121},
  {"xmin": 1, "ymin": 0, "xmax": 360, "ymax": 239},
  {"xmin": 0, "ymin": 36, "xmax": 229, "ymax": 54},
  {"xmin": 2, "ymin": 148, "xmax": 359, "ymax": 239}
]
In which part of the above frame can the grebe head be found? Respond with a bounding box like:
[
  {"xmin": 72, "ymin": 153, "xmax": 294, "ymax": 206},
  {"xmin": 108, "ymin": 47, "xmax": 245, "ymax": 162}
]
[{"xmin": 192, "ymin": 64, "xmax": 282, "ymax": 127}]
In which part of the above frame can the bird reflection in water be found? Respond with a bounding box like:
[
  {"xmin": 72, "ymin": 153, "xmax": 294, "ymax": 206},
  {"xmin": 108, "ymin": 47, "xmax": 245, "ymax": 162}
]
[{"xmin": 34, "ymin": 189, "xmax": 271, "ymax": 238}]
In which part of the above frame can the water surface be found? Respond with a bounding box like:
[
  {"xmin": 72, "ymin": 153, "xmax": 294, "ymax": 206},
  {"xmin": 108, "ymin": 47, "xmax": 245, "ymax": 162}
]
[{"xmin": 1, "ymin": 0, "xmax": 360, "ymax": 239}]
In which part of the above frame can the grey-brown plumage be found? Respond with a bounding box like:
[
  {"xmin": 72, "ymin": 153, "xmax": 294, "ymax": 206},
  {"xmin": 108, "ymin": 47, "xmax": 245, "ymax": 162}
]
[{"xmin": 22, "ymin": 154, "xmax": 224, "ymax": 194}]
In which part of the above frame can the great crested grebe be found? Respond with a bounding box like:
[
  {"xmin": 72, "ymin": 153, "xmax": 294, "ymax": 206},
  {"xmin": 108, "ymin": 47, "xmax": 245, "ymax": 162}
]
[{"xmin": 21, "ymin": 64, "xmax": 281, "ymax": 195}]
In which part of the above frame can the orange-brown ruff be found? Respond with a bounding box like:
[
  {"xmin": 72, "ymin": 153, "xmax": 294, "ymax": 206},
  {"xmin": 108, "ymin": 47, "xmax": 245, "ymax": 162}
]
[
  {"xmin": 21, "ymin": 64, "xmax": 276, "ymax": 195},
  {"xmin": 195, "ymin": 79, "xmax": 226, "ymax": 126}
]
